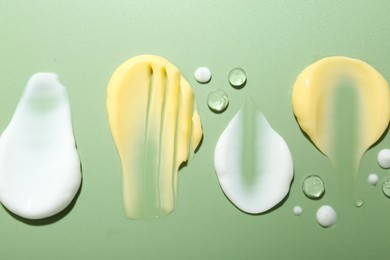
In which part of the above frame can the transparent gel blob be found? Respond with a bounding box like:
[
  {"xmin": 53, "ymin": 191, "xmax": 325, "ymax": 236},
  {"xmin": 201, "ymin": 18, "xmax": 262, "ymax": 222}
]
[
  {"xmin": 207, "ymin": 89, "xmax": 229, "ymax": 113},
  {"xmin": 382, "ymin": 176, "xmax": 390, "ymax": 198},
  {"xmin": 228, "ymin": 68, "xmax": 246, "ymax": 88},
  {"xmin": 302, "ymin": 175, "xmax": 325, "ymax": 199},
  {"xmin": 355, "ymin": 198, "xmax": 364, "ymax": 207}
]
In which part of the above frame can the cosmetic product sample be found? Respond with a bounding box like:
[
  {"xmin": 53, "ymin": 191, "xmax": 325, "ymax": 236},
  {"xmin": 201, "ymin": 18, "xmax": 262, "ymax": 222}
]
[
  {"xmin": 107, "ymin": 55, "xmax": 203, "ymax": 219},
  {"xmin": 0, "ymin": 73, "xmax": 81, "ymax": 219},
  {"xmin": 214, "ymin": 99, "xmax": 293, "ymax": 214},
  {"xmin": 292, "ymin": 56, "xmax": 390, "ymax": 199}
]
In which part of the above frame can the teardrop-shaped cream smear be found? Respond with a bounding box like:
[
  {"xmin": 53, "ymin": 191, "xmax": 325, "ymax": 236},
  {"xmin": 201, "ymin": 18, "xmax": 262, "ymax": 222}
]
[
  {"xmin": 292, "ymin": 57, "xmax": 390, "ymax": 198},
  {"xmin": 0, "ymin": 73, "xmax": 81, "ymax": 219},
  {"xmin": 214, "ymin": 99, "xmax": 293, "ymax": 214},
  {"xmin": 106, "ymin": 55, "xmax": 203, "ymax": 219}
]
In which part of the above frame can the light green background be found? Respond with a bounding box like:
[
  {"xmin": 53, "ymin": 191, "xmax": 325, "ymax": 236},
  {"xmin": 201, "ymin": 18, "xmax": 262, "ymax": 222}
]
[{"xmin": 1, "ymin": 1, "xmax": 390, "ymax": 259}]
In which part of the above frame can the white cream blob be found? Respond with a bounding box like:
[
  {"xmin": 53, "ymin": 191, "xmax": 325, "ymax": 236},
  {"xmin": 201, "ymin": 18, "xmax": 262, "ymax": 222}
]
[
  {"xmin": 368, "ymin": 173, "xmax": 379, "ymax": 186},
  {"xmin": 293, "ymin": 206, "xmax": 303, "ymax": 216},
  {"xmin": 378, "ymin": 149, "xmax": 390, "ymax": 169},
  {"xmin": 316, "ymin": 205, "xmax": 337, "ymax": 228},
  {"xmin": 0, "ymin": 73, "xmax": 81, "ymax": 219},
  {"xmin": 194, "ymin": 67, "xmax": 212, "ymax": 83},
  {"xmin": 214, "ymin": 99, "xmax": 293, "ymax": 214}
]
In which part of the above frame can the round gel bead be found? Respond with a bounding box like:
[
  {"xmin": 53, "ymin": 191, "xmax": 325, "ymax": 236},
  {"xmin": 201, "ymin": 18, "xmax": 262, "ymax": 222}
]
[
  {"xmin": 355, "ymin": 199, "xmax": 364, "ymax": 208},
  {"xmin": 378, "ymin": 149, "xmax": 390, "ymax": 168},
  {"xmin": 194, "ymin": 67, "xmax": 212, "ymax": 83},
  {"xmin": 316, "ymin": 205, "xmax": 337, "ymax": 228},
  {"xmin": 228, "ymin": 68, "xmax": 246, "ymax": 88},
  {"xmin": 207, "ymin": 89, "xmax": 229, "ymax": 113},
  {"xmin": 382, "ymin": 176, "xmax": 390, "ymax": 197},
  {"xmin": 302, "ymin": 175, "xmax": 325, "ymax": 199}
]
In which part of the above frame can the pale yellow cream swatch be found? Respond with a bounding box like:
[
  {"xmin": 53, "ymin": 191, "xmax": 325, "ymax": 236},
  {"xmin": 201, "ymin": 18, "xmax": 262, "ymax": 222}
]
[
  {"xmin": 292, "ymin": 56, "xmax": 390, "ymax": 173},
  {"xmin": 107, "ymin": 55, "xmax": 202, "ymax": 219}
]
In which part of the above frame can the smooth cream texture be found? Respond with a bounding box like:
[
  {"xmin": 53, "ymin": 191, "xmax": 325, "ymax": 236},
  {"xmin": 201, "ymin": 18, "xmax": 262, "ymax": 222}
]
[
  {"xmin": 194, "ymin": 67, "xmax": 212, "ymax": 83},
  {"xmin": 107, "ymin": 55, "xmax": 202, "ymax": 219},
  {"xmin": 377, "ymin": 149, "xmax": 390, "ymax": 169},
  {"xmin": 292, "ymin": 56, "xmax": 390, "ymax": 170},
  {"xmin": 316, "ymin": 205, "xmax": 337, "ymax": 228},
  {"xmin": 0, "ymin": 73, "xmax": 81, "ymax": 219},
  {"xmin": 214, "ymin": 99, "xmax": 293, "ymax": 214}
]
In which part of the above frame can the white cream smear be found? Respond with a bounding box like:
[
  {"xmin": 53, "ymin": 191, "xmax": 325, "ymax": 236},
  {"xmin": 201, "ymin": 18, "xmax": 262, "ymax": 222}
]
[
  {"xmin": 214, "ymin": 99, "xmax": 293, "ymax": 214},
  {"xmin": 0, "ymin": 73, "xmax": 81, "ymax": 219},
  {"xmin": 368, "ymin": 173, "xmax": 379, "ymax": 186},
  {"xmin": 316, "ymin": 205, "xmax": 337, "ymax": 228},
  {"xmin": 378, "ymin": 149, "xmax": 390, "ymax": 169}
]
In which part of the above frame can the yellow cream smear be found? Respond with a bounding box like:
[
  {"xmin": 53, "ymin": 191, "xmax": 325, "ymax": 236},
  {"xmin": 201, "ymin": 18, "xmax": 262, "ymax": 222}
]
[
  {"xmin": 292, "ymin": 56, "xmax": 390, "ymax": 194},
  {"xmin": 107, "ymin": 55, "xmax": 202, "ymax": 219}
]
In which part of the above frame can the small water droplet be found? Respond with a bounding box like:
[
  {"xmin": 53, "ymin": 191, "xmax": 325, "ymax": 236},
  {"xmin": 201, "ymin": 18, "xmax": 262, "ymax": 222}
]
[
  {"xmin": 382, "ymin": 176, "xmax": 390, "ymax": 198},
  {"xmin": 355, "ymin": 198, "xmax": 364, "ymax": 207},
  {"xmin": 228, "ymin": 68, "xmax": 246, "ymax": 88},
  {"xmin": 302, "ymin": 175, "xmax": 325, "ymax": 199},
  {"xmin": 207, "ymin": 89, "xmax": 229, "ymax": 113}
]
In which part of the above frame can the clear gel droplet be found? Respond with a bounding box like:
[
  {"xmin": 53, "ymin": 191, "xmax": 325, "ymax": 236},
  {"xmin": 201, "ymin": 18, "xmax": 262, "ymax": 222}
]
[
  {"xmin": 207, "ymin": 89, "xmax": 229, "ymax": 113},
  {"xmin": 228, "ymin": 68, "xmax": 246, "ymax": 88},
  {"xmin": 302, "ymin": 175, "xmax": 325, "ymax": 199},
  {"xmin": 382, "ymin": 176, "xmax": 390, "ymax": 198},
  {"xmin": 355, "ymin": 198, "xmax": 364, "ymax": 207}
]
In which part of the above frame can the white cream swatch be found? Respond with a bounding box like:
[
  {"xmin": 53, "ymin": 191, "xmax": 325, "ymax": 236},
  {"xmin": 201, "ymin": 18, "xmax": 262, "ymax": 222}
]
[
  {"xmin": 316, "ymin": 205, "xmax": 337, "ymax": 228},
  {"xmin": 378, "ymin": 149, "xmax": 390, "ymax": 169},
  {"xmin": 214, "ymin": 99, "xmax": 293, "ymax": 214},
  {"xmin": 0, "ymin": 73, "xmax": 81, "ymax": 219}
]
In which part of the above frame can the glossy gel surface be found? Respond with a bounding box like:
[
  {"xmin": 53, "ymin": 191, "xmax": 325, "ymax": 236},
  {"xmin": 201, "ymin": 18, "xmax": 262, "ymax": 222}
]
[
  {"xmin": 107, "ymin": 55, "xmax": 203, "ymax": 219},
  {"xmin": 207, "ymin": 89, "xmax": 229, "ymax": 113},
  {"xmin": 214, "ymin": 99, "xmax": 293, "ymax": 214},
  {"xmin": 0, "ymin": 73, "xmax": 81, "ymax": 219},
  {"xmin": 302, "ymin": 175, "xmax": 325, "ymax": 199},
  {"xmin": 228, "ymin": 68, "xmax": 246, "ymax": 88},
  {"xmin": 382, "ymin": 176, "xmax": 390, "ymax": 198}
]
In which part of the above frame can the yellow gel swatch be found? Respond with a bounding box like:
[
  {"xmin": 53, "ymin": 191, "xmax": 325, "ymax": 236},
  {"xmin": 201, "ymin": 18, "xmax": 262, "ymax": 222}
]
[
  {"xmin": 107, "ymin": 55, "xmax": 203, "ymax": 219},
  {"xmin": 292, "ymin": 56, "xmax": 390, "ymax": 185}
]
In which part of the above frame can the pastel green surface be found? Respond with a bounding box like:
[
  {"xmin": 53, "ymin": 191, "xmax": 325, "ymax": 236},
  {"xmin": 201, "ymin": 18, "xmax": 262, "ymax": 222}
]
[{"xmin": 0, "ymin": 1, "xmax": 390, "ymax": 259}]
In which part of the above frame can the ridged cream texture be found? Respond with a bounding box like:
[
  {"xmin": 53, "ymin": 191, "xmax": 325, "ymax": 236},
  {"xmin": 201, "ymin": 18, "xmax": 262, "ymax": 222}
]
[
  {"xmin": 292, "ymin": 56, "xmax": 390, "ymax": 169},
  {"xmin": 0, "ymin": 73, "xmax": 81, "ymax": 219},
  {"xmin": 107, "ymin": 55, "xmax": 202, "ymax": 219}
]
